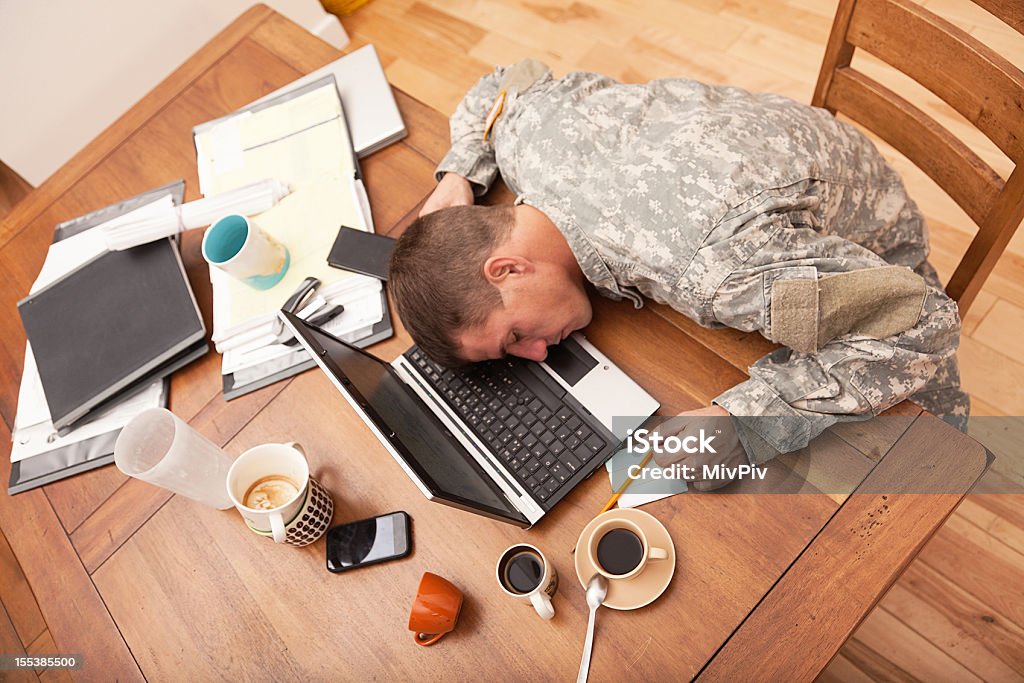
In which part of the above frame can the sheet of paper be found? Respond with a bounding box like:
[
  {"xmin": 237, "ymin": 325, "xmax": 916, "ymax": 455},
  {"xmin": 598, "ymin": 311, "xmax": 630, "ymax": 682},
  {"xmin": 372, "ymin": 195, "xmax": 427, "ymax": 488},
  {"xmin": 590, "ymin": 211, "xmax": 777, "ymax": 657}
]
[
  {"xmin": 32, "ymin": 195, "xmax": 175, "ymax": 291},
  {"xmin": 249, "ymin": 45, "xmax": 406, "ymax": 157},
  {"xmin": 212, "ymin": 271, "xmax": 377, "ymax": 353},
  {"xmin": 196, "ymin": 83, "xmax": 355, "ymax": 197},
  {"xmin": 228, "ymin": 321, "xmax": 376, "ymax": 386},
  {"xmin": 221, "ymin": 283, "xmax": 384, "ymax": 374},
  {"xmin": 221, "ymin": 277, "xmax": 383, "ymax": 355},
  {"xmin": 209, "ymin": 175, "xmax": 367, "ymax": 341},
  {"xmin": 605, "ymin": 447, "xmax": 687, "ymax": 509}
]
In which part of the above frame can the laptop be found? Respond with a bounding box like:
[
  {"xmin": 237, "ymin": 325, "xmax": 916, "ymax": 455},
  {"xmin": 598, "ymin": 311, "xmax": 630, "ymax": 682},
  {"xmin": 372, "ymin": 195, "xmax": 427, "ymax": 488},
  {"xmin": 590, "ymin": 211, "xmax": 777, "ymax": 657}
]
[{"xmin": 280, "ymin": 310, "xmax": 659, "ymax": 527}]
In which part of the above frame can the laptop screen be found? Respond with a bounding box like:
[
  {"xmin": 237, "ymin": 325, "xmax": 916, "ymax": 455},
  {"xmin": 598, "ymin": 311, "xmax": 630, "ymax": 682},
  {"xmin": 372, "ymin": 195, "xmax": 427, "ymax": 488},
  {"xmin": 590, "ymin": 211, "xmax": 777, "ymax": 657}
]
[{"xmin": 293, "ymin": 319, "xmax": 527, "ymax": 525}]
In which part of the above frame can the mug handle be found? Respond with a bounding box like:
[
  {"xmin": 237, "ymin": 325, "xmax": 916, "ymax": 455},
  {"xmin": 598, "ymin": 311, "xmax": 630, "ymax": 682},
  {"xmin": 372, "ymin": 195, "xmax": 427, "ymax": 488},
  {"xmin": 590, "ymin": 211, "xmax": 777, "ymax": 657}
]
[
  {"xmin": 270, "ymin": 511, "xmax": 286, "ymax": 544},
  {"xmin": 529, "ymin": 592, "xmax": 555, "ymax": 620},
  {"xmin": 649, "ymin": 546, "xmax": 668, "ymax": 561},
  {"xmin": 284, "ymin": 442, "xmax": 305, "ymax": 456},
  {"xmin": 414, "ymin": 632, "xmax": 445, "ymax": 647}
]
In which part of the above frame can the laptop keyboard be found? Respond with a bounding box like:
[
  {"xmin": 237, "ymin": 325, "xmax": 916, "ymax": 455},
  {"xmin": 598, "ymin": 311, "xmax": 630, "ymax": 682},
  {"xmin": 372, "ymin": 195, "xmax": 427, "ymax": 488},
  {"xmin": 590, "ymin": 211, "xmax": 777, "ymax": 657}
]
[{"xmin": 406, "ymin": 349, "xmax": 608, "ymax": 503}]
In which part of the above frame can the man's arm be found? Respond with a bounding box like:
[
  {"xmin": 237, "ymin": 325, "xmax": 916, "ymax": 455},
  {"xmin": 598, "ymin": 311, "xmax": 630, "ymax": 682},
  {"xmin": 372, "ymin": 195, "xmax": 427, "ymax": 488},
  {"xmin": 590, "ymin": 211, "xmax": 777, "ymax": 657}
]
[
  {"xmin": 704, "ymin": 215, "xmax": 966, "ymax": 465},
  {"xmin": 420, "ymin": 172, "xmax": 474, "ymax": 216},
  {"xmin": 434, "ymin": 65, "xmax": 512, "ymax": 197}
]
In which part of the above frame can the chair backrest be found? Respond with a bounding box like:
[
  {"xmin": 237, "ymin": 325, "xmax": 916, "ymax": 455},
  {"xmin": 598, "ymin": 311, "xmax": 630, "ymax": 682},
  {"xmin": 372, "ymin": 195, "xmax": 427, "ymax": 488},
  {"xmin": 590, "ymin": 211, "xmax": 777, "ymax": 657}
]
[{"xmin": 812, "ymin": 0, "xmax": 1024, "ymax": 315}]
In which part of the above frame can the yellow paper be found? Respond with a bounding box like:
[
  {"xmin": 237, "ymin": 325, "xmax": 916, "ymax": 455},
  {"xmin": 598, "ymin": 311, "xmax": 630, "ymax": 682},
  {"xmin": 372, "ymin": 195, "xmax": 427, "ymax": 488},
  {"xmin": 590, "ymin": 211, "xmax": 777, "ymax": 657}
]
[
  {"xmin": 197, "ymin": 84, "xmax": 356, "ymax": 196},
  {"xmin": 197, "ymin": 81, "xmax": 369, "ymax": 340},
  {"xmin": 211, "ymin": 175, "xmax": 365, "ymax": 333}
]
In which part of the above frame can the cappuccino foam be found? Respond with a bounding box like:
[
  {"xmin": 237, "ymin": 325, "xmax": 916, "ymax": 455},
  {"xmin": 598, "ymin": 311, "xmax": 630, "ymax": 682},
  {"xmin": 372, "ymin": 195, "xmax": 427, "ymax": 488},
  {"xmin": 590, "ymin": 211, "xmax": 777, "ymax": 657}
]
[{"xmin": 243, "ymin": 476, "xmax": 299, "ymax": 510}]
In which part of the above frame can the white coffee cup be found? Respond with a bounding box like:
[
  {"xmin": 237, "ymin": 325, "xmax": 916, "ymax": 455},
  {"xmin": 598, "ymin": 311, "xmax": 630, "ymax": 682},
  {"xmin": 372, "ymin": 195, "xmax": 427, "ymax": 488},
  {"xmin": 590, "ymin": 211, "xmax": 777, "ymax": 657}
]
[
  {"xmin": 496, "ymin": 543, "xmax": 558, "ymax": 620},
  {"xmin": 226, "ymin": 442, "xmax": 334, "ymax": 546},
  {"xmin": 201, "ymin": 214, "xmax": 289, "ymax": 290},
  {"xmin": 587, "ymin": 516, "xmax": 668, "ymax": 581}
]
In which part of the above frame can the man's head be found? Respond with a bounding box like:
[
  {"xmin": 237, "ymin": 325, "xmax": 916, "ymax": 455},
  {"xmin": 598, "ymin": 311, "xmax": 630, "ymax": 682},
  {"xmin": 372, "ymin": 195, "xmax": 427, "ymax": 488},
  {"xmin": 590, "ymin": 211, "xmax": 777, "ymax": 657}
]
[{"xmin": 390, "ymin": 204, "xmax": 592, "ymax": 367}]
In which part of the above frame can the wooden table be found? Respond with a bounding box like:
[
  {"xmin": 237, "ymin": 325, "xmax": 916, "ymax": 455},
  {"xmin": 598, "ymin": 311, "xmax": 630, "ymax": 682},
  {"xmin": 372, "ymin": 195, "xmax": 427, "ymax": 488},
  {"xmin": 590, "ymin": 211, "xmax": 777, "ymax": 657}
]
[{"xmin": 0, "ymin": 6, "xmax": 990, "ymax": 681}]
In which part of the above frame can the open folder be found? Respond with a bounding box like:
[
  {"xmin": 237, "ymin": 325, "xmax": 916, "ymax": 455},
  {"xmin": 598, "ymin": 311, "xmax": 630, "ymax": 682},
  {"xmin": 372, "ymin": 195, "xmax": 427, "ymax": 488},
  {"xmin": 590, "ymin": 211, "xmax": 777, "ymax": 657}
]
[{"xmin": 192, "ymin": 75, "xmax": 393, "ymax": 400}]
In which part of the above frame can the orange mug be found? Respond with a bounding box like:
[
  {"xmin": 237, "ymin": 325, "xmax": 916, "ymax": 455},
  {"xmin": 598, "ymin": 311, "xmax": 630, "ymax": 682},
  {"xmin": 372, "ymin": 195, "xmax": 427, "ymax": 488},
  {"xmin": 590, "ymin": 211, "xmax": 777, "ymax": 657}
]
[{"xmin": 408, "ymin": 572, "xmax": 463, "ymax": 646}]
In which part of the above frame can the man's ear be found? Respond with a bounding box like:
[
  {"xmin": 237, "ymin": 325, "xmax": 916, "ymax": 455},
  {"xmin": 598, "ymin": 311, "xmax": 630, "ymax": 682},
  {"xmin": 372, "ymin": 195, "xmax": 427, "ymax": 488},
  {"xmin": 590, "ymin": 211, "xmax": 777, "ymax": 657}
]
[{"xmin": 483, "ymin": 255, "xmax": 534, "ymax": 285}]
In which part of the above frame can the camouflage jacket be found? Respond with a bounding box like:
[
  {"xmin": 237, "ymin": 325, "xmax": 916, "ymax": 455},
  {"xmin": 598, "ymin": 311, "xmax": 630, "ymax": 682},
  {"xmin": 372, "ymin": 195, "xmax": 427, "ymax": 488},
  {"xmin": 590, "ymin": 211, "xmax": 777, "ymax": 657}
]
[{"xmin": 436, "ymin": 61, "xmax": 966, "ymax": 463}]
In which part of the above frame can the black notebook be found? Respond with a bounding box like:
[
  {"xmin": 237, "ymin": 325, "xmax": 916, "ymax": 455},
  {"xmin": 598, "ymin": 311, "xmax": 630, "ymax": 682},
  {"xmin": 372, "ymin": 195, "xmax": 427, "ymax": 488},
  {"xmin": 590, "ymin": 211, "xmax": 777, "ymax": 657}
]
[{"xmin": 17, "ymin": 194, "xmax": 207, "ymax": 432}]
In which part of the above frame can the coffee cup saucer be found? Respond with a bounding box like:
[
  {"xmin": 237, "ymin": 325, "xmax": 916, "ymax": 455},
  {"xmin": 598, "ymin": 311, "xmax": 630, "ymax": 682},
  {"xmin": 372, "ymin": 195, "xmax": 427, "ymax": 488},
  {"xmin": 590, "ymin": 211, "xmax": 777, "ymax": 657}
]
[{"xmin": 574, "ymin": 507, "xmax": 675, "ymax": 611}]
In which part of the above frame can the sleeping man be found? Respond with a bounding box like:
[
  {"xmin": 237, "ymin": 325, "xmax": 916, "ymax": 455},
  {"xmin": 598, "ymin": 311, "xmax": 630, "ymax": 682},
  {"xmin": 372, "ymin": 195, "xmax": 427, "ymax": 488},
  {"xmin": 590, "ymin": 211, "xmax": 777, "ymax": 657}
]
[{"xmin": 388, "ymin": 60, "xmax": 967, "ymax": 489}]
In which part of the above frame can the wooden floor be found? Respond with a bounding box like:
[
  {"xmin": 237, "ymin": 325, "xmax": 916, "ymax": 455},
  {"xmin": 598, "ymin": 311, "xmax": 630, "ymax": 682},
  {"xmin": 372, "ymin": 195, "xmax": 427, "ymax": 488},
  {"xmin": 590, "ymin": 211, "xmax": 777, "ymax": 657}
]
[{"xmin": 0, "ymin": 1, "xmax": 1020, "ymax": 680}]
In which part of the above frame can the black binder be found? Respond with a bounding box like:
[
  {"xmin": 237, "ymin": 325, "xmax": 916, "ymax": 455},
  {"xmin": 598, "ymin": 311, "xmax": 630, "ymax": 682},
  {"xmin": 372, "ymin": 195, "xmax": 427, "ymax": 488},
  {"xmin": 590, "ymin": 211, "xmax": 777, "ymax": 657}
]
[{"xmin": 16, "ymin": 182, "xmax": 208, "ymax": 432}]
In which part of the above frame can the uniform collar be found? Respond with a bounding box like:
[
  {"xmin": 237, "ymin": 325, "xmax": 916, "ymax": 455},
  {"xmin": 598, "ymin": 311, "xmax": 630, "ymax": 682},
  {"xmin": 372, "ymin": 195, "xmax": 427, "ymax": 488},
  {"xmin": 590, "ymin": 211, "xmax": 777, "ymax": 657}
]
[{"xmin": 515, "ymin": 194, "xmax": 642, "ymax": 308}]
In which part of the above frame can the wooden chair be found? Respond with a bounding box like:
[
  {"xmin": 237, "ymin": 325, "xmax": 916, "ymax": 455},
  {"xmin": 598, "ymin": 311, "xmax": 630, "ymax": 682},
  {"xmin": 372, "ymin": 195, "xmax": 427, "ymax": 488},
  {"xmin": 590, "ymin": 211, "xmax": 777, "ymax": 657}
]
[{"xmin": 812, "ymin": 0, "xmax": 1024, "ymax": 315}]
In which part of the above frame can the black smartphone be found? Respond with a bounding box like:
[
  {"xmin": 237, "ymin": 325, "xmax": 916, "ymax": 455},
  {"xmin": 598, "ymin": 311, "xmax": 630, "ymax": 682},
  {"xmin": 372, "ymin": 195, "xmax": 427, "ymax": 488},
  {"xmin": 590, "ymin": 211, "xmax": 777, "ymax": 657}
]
[
  {"xmin": 326, "ymin": 225, "xmax": 396, "ymax": 280},
  {"xmin": 325, "ymin": 511, "xmax": 411, "ymax": 573}
]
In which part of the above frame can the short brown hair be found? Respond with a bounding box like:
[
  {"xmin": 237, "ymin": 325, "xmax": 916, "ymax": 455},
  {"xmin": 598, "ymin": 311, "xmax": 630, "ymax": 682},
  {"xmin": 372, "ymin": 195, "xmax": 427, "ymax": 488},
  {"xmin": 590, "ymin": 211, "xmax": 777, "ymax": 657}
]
[{"xmin": 390, "ymin": 204, "xmax": 515, "ymax": 366}]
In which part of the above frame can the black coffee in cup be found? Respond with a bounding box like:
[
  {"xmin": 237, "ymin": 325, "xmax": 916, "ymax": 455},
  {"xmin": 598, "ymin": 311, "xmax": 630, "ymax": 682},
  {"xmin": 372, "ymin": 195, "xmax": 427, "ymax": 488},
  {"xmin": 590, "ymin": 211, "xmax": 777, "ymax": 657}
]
[
  {"xmin": 596, "ymin": 528, "xmax": 644, "ymax": 576},
  {"xmin": 503, "ymin": 552, "xmax": 544, "ymax": 594}
]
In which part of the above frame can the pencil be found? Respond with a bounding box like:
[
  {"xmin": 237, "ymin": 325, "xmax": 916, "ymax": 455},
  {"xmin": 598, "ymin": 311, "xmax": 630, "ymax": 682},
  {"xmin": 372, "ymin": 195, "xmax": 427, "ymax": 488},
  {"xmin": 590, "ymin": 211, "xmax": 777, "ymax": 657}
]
[{"xmin": 598, "ymin": 449, "xmax": 654, "ymax": 515}]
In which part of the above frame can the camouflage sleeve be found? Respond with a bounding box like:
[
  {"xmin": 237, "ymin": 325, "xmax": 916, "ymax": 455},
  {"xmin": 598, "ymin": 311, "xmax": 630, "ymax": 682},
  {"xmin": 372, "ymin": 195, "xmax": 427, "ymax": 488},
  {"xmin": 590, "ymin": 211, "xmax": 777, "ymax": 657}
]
[
  {"xmin": 708, "ymin": 220, "xmax": 964, "ymax": 464},
  {"xmin": 716, "ymin": 285, "xmax": 962, "ymax": 464},
  {"xmin": 435, "ymin": 65, "xmax": 510, "ymax": 196}
]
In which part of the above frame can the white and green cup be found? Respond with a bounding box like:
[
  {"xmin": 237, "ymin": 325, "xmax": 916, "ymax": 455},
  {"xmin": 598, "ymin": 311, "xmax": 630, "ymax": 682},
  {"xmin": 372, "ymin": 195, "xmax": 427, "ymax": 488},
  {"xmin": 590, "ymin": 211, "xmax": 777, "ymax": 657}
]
[{"xmin": 202, "ymin": 214, "xmax": 289, "ymax": 289}]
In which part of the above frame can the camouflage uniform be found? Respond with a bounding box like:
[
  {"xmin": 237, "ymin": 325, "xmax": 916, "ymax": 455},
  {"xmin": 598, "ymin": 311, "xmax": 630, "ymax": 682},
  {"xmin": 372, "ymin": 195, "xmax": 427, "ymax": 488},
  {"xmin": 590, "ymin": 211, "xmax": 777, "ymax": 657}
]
[{"xmin": 435, "ymin": 61, "xmax": 968, "ymax": 464}]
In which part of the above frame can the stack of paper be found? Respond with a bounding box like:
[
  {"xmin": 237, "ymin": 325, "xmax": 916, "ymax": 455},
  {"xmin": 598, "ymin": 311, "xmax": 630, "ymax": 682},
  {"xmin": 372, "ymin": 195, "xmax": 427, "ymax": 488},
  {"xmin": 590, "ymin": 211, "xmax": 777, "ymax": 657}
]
[
  {"xmin": 10, "ymin": 184, "xmax": 199, "ymax": 493},
  {"xmin": 193, "ymin": 75, "xmax": 391, "ymax": 399}
]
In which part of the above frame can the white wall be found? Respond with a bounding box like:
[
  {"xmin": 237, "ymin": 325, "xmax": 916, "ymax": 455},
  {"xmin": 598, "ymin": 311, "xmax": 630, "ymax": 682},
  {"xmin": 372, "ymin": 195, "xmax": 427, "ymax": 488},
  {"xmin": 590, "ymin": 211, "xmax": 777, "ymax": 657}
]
[{"xmin": 0, "ymin": 1, "xmax": 348, "ymax": 187}]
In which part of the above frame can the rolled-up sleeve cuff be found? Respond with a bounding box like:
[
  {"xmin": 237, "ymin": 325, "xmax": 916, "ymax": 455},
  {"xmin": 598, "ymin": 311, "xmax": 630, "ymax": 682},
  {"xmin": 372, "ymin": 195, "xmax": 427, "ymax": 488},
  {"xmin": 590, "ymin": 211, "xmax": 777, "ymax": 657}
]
[
  {"xmin": 435, "ymin": 148, "xmax": 499, "ymax": 197},
  {"xmin": 713, "ymin": 377, "xmax": 812, "ymax": 465}
]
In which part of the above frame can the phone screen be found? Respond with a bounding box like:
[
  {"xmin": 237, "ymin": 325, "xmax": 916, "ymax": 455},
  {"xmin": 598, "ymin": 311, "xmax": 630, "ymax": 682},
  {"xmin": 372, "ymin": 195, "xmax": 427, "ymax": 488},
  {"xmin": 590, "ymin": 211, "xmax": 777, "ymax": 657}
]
[{"xmin": 326, "ymin": 511, "xmax": 411, "ymax": 573}]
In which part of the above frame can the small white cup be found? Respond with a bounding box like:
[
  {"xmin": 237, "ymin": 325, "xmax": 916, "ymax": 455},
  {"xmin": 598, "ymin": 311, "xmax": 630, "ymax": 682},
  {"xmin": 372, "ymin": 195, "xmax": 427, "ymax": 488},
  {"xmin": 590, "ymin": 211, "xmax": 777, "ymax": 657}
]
[
  {"xmin": 226, "ymin": 442, "xmax": 333, "ymax": 546},
  {"xmin": 496, "ymin": 543, "xmax": 558, "ymax": 620},
  {"xmin": 587, "ymin": 516, "xmax": 668, "ymax": 581},
  {"xmin": 201, "ymin": 214, "xmax": 289, "ymax": 289},
  {"xmin": 114, "ymin": 408, "xmax": 233, "ymax": 509}
]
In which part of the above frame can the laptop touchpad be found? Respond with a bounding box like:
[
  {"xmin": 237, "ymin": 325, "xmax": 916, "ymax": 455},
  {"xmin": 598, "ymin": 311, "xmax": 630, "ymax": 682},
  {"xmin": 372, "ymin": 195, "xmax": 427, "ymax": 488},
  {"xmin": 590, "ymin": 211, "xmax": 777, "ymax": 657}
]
[{"xmin": 545, "ymin": 337, "xmax": 597, "ymax": 386}]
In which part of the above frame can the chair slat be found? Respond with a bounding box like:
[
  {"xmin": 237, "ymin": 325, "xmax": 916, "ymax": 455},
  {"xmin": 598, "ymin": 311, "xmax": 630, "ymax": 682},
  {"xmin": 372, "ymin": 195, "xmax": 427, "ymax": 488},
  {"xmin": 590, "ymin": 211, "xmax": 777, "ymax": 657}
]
[
  {"xmin": 848, "ymin": 0, "xmax": 1024, "ymax": 164},
  {"xmin": 812, "ymin": 0, "xmax": 857, "ymax": 112},
  {"xmin": 947, "ymin": 167, "xmax": 1024, "ymax": 311},
  {"xmin": 827, "ymin": 67, "xmax": 1003, "ymax": 227}
]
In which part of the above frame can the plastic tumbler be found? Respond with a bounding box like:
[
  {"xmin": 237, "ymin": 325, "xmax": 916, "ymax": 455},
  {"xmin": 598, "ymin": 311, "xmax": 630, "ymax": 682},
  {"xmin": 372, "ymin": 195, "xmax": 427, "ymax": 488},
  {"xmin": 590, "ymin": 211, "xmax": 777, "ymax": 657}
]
[{"xmin": 114, "ymin": 408, "xmax": 234, "ymax": 509}]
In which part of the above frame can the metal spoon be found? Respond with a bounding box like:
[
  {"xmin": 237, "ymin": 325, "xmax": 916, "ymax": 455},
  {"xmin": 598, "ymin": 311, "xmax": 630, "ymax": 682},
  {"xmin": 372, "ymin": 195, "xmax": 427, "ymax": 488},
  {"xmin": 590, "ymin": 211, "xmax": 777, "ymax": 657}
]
[{"xmin": 577, "ymin": 574, "xmax": 608, "ymax": 683}]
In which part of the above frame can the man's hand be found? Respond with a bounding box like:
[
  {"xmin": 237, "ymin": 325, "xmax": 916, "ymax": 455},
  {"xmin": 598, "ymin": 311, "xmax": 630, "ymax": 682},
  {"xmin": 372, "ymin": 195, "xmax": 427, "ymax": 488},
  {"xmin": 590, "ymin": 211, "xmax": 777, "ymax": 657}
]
[
  {"xmin": 651, "ymin": 406, "xmax": 746, "ymax": 491},
  {"xmin": 420, "ymin": 173, "xmax": 474, "ymax": 216}
]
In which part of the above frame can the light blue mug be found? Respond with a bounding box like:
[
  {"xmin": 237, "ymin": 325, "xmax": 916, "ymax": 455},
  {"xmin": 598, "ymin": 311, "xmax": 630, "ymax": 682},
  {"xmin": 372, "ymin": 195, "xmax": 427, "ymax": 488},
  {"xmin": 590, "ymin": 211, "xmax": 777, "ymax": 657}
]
[{"xmin": 202, "ymin": 214, "xmax": 289, "ymax": 289}]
